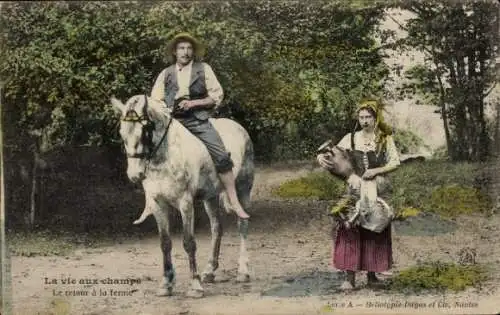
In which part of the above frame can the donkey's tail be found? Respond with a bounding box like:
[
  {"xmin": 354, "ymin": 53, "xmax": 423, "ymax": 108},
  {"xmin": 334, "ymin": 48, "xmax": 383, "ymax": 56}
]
[{"xmin": 133, "ymin": 207, "xmax": 153, "ymax": 225}]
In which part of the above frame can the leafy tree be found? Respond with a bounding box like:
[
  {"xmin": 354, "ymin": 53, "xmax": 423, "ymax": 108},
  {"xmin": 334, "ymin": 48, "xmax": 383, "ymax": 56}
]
[
  {"xmin": 393, "ymin": 0, "xmax": 499, "ymax": 161},
  {"xmin": 218, "ymin": 0, "xmax": 389, "ymax": 159},
  {"xmin": 1, "ymin": 1, "xmax": 162, "ymax": 151},
  {"xmin": 0, "ymin": 1, "xmax": 162, "ymax": 227}
]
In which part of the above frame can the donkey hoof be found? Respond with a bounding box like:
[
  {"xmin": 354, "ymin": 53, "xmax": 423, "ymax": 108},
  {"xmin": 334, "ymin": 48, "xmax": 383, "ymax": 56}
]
[
  {"xmin": 236, "ymin": 273, "xmax": 250, "ymax": 283},
  {"xmin": 201, "ymin": 273, "xmax": 215, "ymax": 283},
  {"xmin": 156, "ymin": 287, "xmax": 173, "ymax": 297},
  {"xmin": 186, "ymin": 289, "xmax": 204, "ymax": 299}
]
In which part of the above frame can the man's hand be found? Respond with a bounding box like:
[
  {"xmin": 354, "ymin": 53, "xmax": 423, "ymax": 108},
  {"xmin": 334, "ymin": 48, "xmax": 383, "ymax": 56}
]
[
  {"xmin": 178, "ymin": 100, "xmax": 195, "ymax": 111},
  {"xmin": 362, "ymin": 169, "xmax": 378, "ymax": 180}
]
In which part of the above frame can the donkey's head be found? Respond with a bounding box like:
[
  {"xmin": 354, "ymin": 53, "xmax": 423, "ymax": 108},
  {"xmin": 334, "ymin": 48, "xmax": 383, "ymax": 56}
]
[
  {"xmin": 316, "ymin": 139, "xmax": 355, "ymax": 180},
  {"xmin": 111, "ymin": 95, "xmax": 170, "ymax": 183}
]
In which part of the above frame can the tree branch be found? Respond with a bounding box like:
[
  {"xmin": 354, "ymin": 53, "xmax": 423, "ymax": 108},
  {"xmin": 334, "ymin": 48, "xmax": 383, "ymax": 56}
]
[
  {"xmin": 386, "ymin": 8, "xmax": 439, "ymax": 59},
  {"xmin": 386, "ymin": 13, "xmax": 410, "ymax": 33},
  {"xmin": 484, "ymin": 82, "xmax": 498, "ymax": 97}
]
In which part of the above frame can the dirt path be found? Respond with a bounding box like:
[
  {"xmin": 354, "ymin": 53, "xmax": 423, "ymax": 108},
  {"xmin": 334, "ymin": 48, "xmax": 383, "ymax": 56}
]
[{"xmin": 8, "ymin": 164, "xmax": 500, "ymax": 315}]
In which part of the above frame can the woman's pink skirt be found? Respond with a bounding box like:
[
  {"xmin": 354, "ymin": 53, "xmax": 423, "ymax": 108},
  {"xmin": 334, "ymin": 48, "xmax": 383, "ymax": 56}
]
[{"xmin": 332, "ymin": 224, "xmax": 392, "ymax": 272}]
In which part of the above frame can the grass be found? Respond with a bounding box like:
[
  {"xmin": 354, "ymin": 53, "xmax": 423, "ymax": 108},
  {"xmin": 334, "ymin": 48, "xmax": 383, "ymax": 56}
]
[
  {"xmin": 428, "ymin": 185, "xmax": 492, "ymax": 218},
  {"xmin": 388, "ymin": 160, "xmax": 490, "ymax": 217},
  {"xmin": 271, "ymin": 171, "xmax": 345, "ymax": 200},
  {"xmin": 390, "ymin": 261, "xmax": 488, "ymax": 293},
  {"xmin": 394, "ymin": 207, "xmax": 421, "ymax": 220},
  {"xmin": 272, "ymin": 159, "xmax": 493, "ymax": 218}
]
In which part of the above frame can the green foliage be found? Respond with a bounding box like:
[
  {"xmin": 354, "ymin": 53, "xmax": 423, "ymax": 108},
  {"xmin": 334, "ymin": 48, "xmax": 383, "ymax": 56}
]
[
  {"xmin": 3, "ymin": 1, "xmax": 496, "ymax": 164},
  {"xmin": 393, "ymin": 128, "xmax": 427, "ymax": 154},
  {"xmin": 328, "ymin": 195, "xmax": 357, "ymax": 218},
  {"xmin": 432, "ymin": 145, "xmax": 449, "ymax": 160},
  {"xmin": 391, "ymin": 261, "xmax": 488, "ymax": 293},
  {"xmin": 387, "ymin": 160, "xmax": 483, "ymax": 217},
  {"xmin": 271, "ymin": 171, "xmax": 345, "ymax": 200},
  {"xmin": 1, "ymin": 2, "xmax": 163, "ymax": 150},
  {"xmin": 397, "ymin": 64, "xmax": 440, "ymax": 105},
  {"xmin": 394, "ymin": 207, "xmax": 421, "ymax": 220},
  {"xmin": 429, "ymin": 185, "xmax": 492, "ymax": 218},
  {"xmin": 224, "ymin": 1, "xmax": 389, "ymax": 161}
]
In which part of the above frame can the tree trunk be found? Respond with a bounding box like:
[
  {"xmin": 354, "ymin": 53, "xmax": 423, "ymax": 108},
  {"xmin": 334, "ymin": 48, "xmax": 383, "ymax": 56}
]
[
  {"xmin": 434, "ymin": 62, "xmax": 454, "ymax": 159},
  {"xmin": 495, "ymin": 102, "xmax": 500, "ymax": 159},
  {"xmin": 452, "ymin": 90, "xmax": 469, "ymax": 161},
  {"xmin": 477, "ymin": 97, "xmax": 490, "ymax": 161},
  {"xmin": 29, "ymin": 147, "xmax": 40, "ymax": 230},
  {"xmin": 443, "ymin": 59, "xmax": 469, "ymax": 160}
]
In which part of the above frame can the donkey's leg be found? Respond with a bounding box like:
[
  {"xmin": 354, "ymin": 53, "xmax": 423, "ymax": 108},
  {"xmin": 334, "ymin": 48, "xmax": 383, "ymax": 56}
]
[
  {"xmin": 179, "ymin": 196, "xmax": 204, "ymax": 298},
  {"xmin": 151, "ymin": 201, "xmax": 175, "ymax": 296},
  {"xmin": 236, "ymin": 186, "xmax": 252, "ymax": 283},
  {"xmin": 201, "ymin": 197, "xmax": 223, "ymax": 283},
  {"xmin": 236, "ymin": 218, "xmax": 250, "ymax": 282}
]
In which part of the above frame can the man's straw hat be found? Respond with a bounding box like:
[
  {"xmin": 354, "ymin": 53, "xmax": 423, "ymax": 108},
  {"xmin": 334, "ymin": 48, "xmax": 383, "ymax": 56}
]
[{"xmin": 166, "ymin": 32, "xmax": 205, "ymax": 58}]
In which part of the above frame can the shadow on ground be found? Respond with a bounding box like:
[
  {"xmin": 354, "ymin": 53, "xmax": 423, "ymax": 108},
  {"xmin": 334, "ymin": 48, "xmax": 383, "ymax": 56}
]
[
  {"xmin": 393, "ymin": 212, "xmax": 458, "ymax": 236},
  {"xmin": 261, "ymin": 270, "xmax": 345, "ymax": 297}
]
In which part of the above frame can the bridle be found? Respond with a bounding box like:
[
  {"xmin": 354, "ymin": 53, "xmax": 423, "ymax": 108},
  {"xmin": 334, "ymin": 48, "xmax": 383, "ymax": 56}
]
[{"xmin": 121, "ymin": 95, "xmax": 172, "ymax": 162}]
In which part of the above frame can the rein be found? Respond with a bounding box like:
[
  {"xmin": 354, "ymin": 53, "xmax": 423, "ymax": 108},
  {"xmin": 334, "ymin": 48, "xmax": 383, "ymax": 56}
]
[{"xmin": 121, "ymin": 95, "xmax": 173, "ymax": 165}]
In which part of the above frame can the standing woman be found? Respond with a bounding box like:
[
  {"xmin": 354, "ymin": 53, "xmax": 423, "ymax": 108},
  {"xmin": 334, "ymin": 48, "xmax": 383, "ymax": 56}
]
[{"xmin": 318, "ymin": 98, "xmax": 400, "ymax": 290}]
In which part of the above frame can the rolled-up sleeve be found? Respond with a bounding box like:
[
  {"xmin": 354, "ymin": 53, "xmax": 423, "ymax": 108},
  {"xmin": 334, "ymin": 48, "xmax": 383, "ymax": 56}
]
[
  {"xmin": 203, "ymin": 63, "xmax": 224, "ymax": 109},
  {"xmin": 150, "ymin": 69, "xmax": 166, "ymax": 102},
  {"xmin": 385, "ymin": 135, "xmax": 401, "ymax": 167}
]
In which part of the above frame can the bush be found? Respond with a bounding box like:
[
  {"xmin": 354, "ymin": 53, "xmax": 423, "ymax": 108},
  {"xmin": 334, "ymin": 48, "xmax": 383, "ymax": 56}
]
[
  {"xmin": 394, "ymin": 207, "xmax": 421, "ymax": 220},
  {"xmin": 391, "ymin": 261, "xmax": 488, "ymax": 292},
  {"xmin": 388, "ymin": 160, "xmax": 488, "ymax": 217},
  {"xmin": 428, "ymin": 185, "xmax": 492, "ymax": 218},
  {"xmin": 393, "ymin": 129, "xmax": 428, "ymax": 154},
  {"xmin": 271, "ymin": 171, "xmax": 345, "ymax": 200},
  {"xmin": 432, "ymin": 145, "xmax": 449, "ymax": 160}
]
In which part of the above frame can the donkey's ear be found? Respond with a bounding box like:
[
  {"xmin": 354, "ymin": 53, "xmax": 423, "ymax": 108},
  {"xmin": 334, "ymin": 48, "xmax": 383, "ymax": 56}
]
[
  {"xmin": 110, "ymin": 96, "xmax": 125, "ymax": 115},
  {"xmin": 317, "ymin": 139, "xmax": 333, "ymax": 153}
]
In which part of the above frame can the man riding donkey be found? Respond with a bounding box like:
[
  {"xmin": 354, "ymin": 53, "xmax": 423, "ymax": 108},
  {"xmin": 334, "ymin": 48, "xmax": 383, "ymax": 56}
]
[
  {"xmin": 150, "ymin": 32, "xmax": 250, "ymax": 220},
  {"xmin": 317, "ymin": 98, "xmax": 401, "ymax": 290}
]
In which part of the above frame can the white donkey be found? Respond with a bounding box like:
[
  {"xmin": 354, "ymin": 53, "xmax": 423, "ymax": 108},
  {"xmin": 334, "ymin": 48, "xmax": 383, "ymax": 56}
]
[{"xmin": 111, "ymin": 95, "xmax": 254, "ymax": 298}]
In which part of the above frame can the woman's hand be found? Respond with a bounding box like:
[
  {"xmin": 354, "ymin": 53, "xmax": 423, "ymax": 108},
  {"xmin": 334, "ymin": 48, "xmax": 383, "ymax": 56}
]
[
  {"xmin": 317, "ymin": 154, "xmax": 335, "ymax": 169},
  {"xmin": 347, "ymin": 174, "xmax": 361, "ymax": 193},
  {"xmin": 362, "ymin": 169, "xmax": 379, "ymax": 180}
]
